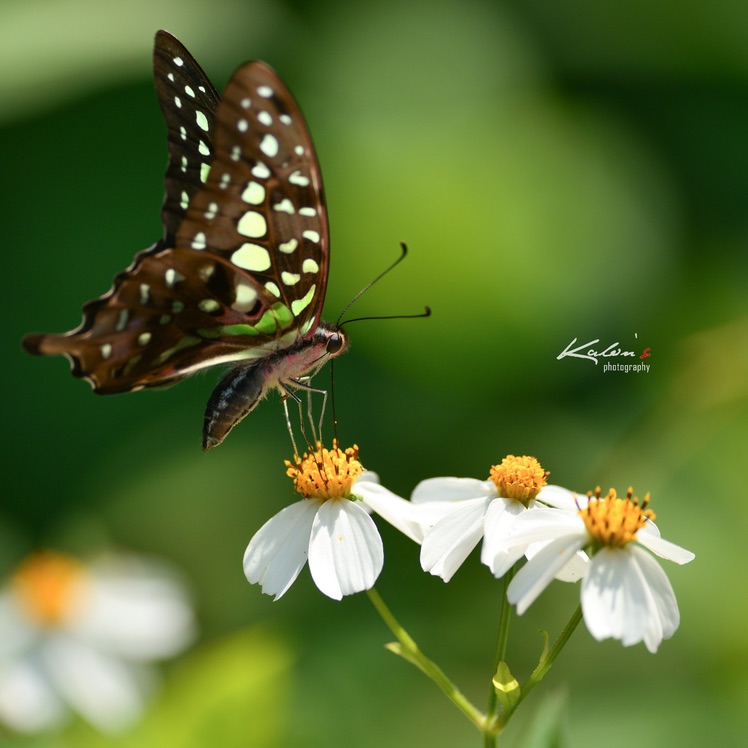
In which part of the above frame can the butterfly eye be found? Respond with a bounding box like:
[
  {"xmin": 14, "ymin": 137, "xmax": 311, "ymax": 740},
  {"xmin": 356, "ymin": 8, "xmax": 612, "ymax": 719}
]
[{"xmin": 326, "ymin": 332, "xmax": 344, "ymax": 355}]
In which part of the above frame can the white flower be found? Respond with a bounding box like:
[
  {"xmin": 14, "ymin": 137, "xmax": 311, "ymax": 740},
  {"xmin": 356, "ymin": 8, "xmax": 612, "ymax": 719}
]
[
  {"xmin": 415, "ymin": 456, "xmax": 586, "ymax": 582},
  {"xmin": 0, "ymin": 551, "xmax": 195, "ymax": 734},
  {"xmin": 244, "ymin": 442, "xmax": 416, "ymax": 601},
  {"xmin": 500, "ymin": 488, "xmax": 695, "ymax": 652}
]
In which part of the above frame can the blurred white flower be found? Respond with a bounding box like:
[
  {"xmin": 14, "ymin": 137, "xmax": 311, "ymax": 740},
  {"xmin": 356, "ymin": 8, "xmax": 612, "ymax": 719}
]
[
  {"xmin": 244, "ymin": 441, "xmax": 416, "ymax": 601},
  {"xmin": 0, "ymin": 551, "xmax": 195, "ymax": 733},
  {"xmin": 500, "ymin": 487, "xmax": 695, "ymax": 652},
  {"xmin": 415, "ymin": 455, "xmax": 587, "ymax": 582}
]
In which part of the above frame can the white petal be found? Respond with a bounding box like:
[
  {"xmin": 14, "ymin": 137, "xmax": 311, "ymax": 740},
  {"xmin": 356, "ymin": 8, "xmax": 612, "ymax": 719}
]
[
  {"xmin": 355, "ymin": 480, "xmax": 425, "ymax": 543},
  {"xmin": 75, "ymin": 557, "xmax": 195, "ymax": 659},
  {"xmin": 507, "ymin": 535, "xmax": 586, "ymax": 614},
  {"xmin": 493, "ymin": 507, "xmax": 586, "ymax": 551},
  {"xmin": 536, "ymin": 485, "xmax": 585, "ymax": 511},
  {"xmin": 0, "ymin": 591, "xmax": 38, "ymax": 659},
  {"xmin": 308, "ymin": 500, "xmax": 383, "ymax": 600},
  {"xmin": 636, "ymin": 530, "xmax": 695, "ymax": 565},
  {"xmin": 420, "ymin": 497, "xmax": 491, "ymax": 582},
  {"xmin": 524, "ymin": 540, "xmax": 589, "ymax": 582},
  {"xmin": 581, "ymin": 546, "xmax": 680, "ymax": 653},
  {"xmin": 0, "ymin": 657, "xmax": 66, "ymax": 733},
  {"xmin": 244, "ymin": 500, "xmax": 319, "ymax": 600},
  {"xmin": 356, "ymin": 471, "xmax": 380, "ymax": 485},
  {"xmin": 43, "ymin": 634, "xmax": 148, "ymax": 732},
  {"xmin": 481, "ymin": 499, "xmax": 528, "ymax": 577},
  {"xmin": 411, "ymin": 477, "xmax": 495, "ymax": 504}
]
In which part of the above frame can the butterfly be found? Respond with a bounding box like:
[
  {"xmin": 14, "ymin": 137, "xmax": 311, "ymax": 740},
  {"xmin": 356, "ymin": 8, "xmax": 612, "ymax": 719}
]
[{"xmin": 23, "ymin": 30, "xmax": 347, "ymax": 450}]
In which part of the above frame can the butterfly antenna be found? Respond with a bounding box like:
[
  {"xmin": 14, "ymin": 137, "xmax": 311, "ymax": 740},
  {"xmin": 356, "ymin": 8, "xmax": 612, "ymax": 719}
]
[{"xmin": 336, "ymin": 242, "xmax": 409, "ymax": 325}]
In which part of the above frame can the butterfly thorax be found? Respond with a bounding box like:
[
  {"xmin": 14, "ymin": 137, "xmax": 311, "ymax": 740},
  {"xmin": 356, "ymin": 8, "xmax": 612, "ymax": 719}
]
[{"xmin": 202, "ymin": 322, "xmax": 347, "ymax": 450}]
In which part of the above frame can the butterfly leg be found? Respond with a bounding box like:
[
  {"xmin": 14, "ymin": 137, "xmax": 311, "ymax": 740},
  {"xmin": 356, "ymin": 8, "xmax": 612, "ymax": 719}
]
[
  {"xmin": 286, "ymin": 377, "xmax": 329, "ymax": 444},
  {"xmin": 279, "ymin": 381, "xmax": 317, "ymax": 455},
  {"xmin": 282, "ymin": 396, "xmax": 301, "ymax": 457}
]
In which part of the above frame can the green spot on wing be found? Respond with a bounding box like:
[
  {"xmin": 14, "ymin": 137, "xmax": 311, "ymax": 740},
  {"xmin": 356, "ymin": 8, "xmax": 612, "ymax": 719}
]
[
  {"xmin": 199, "ymin": 324, "xmax": 260, "ymax": 338},
  {"xmin": 255, "ymin": 303, "xmax": 294, "ymax": 335}
]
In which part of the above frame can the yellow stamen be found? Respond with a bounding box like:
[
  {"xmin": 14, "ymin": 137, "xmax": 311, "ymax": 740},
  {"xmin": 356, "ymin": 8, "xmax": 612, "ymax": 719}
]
[
  {"xmin": 286, "ymin": 440, "xmax": 364, "ymax": 500},
  {"xmin": 489, "ymin": 454, "xmax": 549, "ymax": 506},
  {"xmin": 12, "ymin": 551, "xmax": 88, "ymax": 626},
  {"xmin": 580, "ymin": 487, "xmax": 656, "ymax": 548}
]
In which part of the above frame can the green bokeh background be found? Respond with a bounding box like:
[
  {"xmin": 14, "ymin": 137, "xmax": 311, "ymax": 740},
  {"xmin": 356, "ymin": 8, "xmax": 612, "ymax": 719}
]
[{"xmin": 2, "ymin": 0, "xmax": 747, "ymax": 745}]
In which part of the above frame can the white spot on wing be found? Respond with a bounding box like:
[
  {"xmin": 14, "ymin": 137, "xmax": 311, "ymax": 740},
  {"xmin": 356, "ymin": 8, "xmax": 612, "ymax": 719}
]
[
  {"xmin": 100, "ymin": 343, "xmax": 112, "ymax": 360},
  {"xmin": 200, "ymin": 163, "xmax": 211, "ymax": 182},
  {"xmin": 252, "ymin": 162, "xmax": 271, "ymax": 179},
  {"xmin": 185, "ymin": 85, "xmax": 195, "ymax": 97},
  {"xmin": 138, "ymin": 332, "xmax": 152, "ymax": 346},
  {"xmin": 199, "ymin": 299, "xmax": 221, "ymax": 313},
  {"xmin": 173, "ymin": 56, "xmax": 184, "ymax": 67},
  {"xmin": 233, "ymin": 281, "xmax": 259, "ymax": 312},
  {"xmin": 237, "ymin": 118, "xmax": 248, "ymax": 132},
  {"xmin": 299, "ymin": 207, "xmax": 317, "ymax": 217},
  {"xmin": 199, "ymin": 140, "xmax": 210, "ymax": 156},
  {"xmin": 291, "ymin": 284, "xmax": 316, "ymax": 316},
  {"xmin": 165, "ymin": 268, "xmax": 184, "ymax": 287},
  {"xmin": 303, "ymin": 230, "xmax": 320, "ymax": 243},
  {"xmin": 289, "ymin": 171, "xmax": 310, "ymax": 187},
  {"xmin": 196, "ymin": 111, "xmax": 209, "ymax": 131},
  {"xmin": 273, "ymin": 199, "xmax": 295, "ymax": 214},
  {"xmin": 237, "ymin": 211, "xmax": 267, "ymax": 239},
  {"xmin": 260, "ymin": 134, "xmax": 279, "ymax": 158},
  {"xmin": 258, "ymin": 85, "xmax": 273, "ymax": 98},
  {"xmin": 258, "ymin": 111, "xmax": 272, "ymax": 126},
  {"xmin": 232, "ymin": 243, "xmax": 271, "ymax": 271},
  {"xmin": 264, "ymin": 281, "xmax": 281, "ymax": 297},
  {"xmin": 302, "ymin": 258, "xmax": 319, "ymax": 274},
  {"xmin": 204, "ymin": 202, "xmax": 218, "ymax": 220},
  {"xmin": 281, "ymin": 272, "xmax": 301, "ymax": 286},
  {"xmin": 139, "ymin": 283, "xmax": 150, "ymax": 304},
  {"xmin": 279, "ymin": 239, "xmax": 298, "ymax": 254},
  {"xmin": 241, "ymin": 181, "xmax": 265, "ymax": 205},
  {"xmin": 192, "ymin": 232, "xmax": 207, "ymax": 250},
  {"xmin": 198, "ymin": 264, "xmax": 215, "ymax": 281}
]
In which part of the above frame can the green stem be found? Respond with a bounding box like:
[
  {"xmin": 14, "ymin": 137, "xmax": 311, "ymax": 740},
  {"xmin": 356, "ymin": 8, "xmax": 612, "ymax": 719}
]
[
  {"xmin": 366, "ymin": 587, "xmax": 487, "ymax": 733},
  {"xmin": 497, "ymin": 604, "xmax": 583, "ymax": 728},
  {"xmin": 485, "ymin": 568, "xmax": 514, "ymax": 724}
]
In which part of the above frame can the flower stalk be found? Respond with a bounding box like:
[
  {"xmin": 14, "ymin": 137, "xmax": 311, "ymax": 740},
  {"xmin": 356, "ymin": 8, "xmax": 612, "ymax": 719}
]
[{"xmin": 366, "ymin": 588, "xmax": 490, "ymax": 736}]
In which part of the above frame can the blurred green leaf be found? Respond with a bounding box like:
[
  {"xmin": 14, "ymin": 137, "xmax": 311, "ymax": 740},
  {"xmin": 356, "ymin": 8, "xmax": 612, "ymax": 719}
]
[{"xmin": 128, "ymin": 627, "xmax": 292, "ymax": 748}]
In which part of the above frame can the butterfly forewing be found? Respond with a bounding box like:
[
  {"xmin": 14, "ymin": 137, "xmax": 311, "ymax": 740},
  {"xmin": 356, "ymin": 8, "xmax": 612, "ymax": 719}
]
[
  {"xmin": 23, "ymin": 35, "xmax": 332, "ymax": 400},
  {"xmin": 153, "ymin": 30, "xmax": 221, "ymax": 244},
  {"xmin": 176, "ymin": 61, "xmax": 329, "ymax": 341}
]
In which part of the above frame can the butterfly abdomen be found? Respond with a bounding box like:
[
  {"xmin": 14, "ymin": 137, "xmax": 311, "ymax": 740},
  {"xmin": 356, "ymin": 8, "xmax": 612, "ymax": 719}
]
[{"xmin": 202, "ymin": 322, "xmax": 347, "ymax": 450}]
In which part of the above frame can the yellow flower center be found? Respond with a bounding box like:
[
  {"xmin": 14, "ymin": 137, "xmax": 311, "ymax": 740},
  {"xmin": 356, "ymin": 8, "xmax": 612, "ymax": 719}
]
[
  {"xmin": 489, "ymin": 455, "xmax": 549, "ymax": 506},
  {"xmin": 11, "ymin": 551, "xmax": 88, "ymax": 626},
  {"xmin": 579, "ymin": 487, "xmax": 656, "ymax": 548},
  {"xmin": 286, "ymin": 440, "xmax": 364, "ymax": 500}
]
